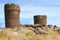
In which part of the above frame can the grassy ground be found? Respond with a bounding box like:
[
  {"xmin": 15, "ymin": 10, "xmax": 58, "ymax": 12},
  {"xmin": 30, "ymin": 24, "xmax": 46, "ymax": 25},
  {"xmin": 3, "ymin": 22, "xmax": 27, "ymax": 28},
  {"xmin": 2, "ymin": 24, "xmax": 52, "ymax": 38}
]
[{"xmin": 0, "ymin": 26, "xmax": 60, "ymax": 40}]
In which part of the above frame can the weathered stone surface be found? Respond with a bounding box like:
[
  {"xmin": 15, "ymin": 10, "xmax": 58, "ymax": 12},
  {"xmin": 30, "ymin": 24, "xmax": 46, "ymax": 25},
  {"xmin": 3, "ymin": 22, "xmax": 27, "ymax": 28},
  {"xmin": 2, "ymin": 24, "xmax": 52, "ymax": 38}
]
[
  {"xmin": 34, "ymin": 15, "xmax": 47, "ymax": 26},
  {"xmin": 4, "ymin": 3, "xmax": 20, "ymax": 28}
]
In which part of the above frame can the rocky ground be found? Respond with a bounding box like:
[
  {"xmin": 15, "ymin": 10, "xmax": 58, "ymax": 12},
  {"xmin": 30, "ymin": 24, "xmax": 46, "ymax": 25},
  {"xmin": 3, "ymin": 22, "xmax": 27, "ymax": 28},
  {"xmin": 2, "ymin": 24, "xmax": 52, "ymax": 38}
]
[{"xmin": 0, "ymin": 25, "xmax": 60, "ymax": 40}]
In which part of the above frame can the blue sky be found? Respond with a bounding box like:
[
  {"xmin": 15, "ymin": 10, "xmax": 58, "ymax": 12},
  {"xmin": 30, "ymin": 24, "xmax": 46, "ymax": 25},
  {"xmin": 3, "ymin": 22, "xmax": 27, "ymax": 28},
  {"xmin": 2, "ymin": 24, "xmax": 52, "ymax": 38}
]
[{"xmin": 0, "ymin": 0, "xmax": 60, "ymax": 28}]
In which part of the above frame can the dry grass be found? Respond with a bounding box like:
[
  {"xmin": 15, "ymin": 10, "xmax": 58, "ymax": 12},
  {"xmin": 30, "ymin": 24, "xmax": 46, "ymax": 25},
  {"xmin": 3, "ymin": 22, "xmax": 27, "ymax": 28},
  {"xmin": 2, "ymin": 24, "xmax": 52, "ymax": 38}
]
[{"xmin": 0, "ymin": 26, "xmax": 60, "ymax": 40}]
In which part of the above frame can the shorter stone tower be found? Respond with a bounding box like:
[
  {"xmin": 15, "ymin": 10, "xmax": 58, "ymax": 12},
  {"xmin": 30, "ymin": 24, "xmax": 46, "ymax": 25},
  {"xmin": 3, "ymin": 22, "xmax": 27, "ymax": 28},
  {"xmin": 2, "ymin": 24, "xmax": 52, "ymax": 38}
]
[
  {"xmin": 34, "ymin": 15, "xmax": 47, "ymax": 26},
  {"xmin": 4, "ymin": 3, "xmax": 20, "ymax": 28}
]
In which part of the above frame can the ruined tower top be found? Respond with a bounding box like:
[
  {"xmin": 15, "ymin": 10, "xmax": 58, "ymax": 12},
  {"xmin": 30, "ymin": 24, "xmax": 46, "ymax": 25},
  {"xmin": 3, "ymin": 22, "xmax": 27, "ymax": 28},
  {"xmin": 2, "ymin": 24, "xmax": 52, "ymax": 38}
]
[
  {"xmin": 5, "ymin": 3, "xmax": 20, "ymax": 11},
  {"xmin": 5, "ymin": 3, "xmax": 20, "ymax": 28},
  {"xmin": 34, "ymin": 15, "xmax": 47, "ymax": 26},
  {"xmin": 34, "ymin": 15, "xmax": 47, "ymax": 18}
]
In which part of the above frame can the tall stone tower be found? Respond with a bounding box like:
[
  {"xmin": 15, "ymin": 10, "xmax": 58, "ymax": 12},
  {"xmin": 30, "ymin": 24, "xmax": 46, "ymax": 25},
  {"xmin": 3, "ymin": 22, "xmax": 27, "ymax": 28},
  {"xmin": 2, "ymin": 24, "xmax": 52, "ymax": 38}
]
[
  {"xmin": 4, "ymin": 3, "xmax": 20, "ymax": 28},
  {"xmin": 34, "ymin": 15, "xmax": 47, "ymax": 26}
]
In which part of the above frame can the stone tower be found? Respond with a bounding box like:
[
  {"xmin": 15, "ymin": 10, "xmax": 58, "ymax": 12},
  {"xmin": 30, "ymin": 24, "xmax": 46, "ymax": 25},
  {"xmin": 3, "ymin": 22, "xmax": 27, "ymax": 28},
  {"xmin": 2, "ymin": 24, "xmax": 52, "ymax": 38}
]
[
  {"xmin": 4, "ymin": 3, "xmax": 20, "ymax": 28},
  {"xmin": 34, "ymin": 15, "xmax": 47, "ymax": 26}
]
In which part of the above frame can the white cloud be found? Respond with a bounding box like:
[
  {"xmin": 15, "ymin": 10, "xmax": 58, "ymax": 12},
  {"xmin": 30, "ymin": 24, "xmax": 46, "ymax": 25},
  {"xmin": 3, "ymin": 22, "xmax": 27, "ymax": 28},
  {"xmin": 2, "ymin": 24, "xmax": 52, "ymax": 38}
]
[
  {"xmin": 20, "ymin": 6, "xmax": 60, "ymax": 19},
  {"xmin": 0, "ymin": 3, "xmax": 4, "ymax": 18}
]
